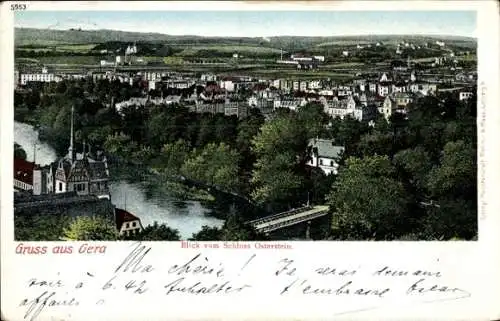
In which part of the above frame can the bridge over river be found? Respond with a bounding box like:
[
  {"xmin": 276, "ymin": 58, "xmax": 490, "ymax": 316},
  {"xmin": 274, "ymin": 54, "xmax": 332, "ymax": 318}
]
[{"xmin": 247, "ymin": 205, "xmax": 330, "ymax": 237}]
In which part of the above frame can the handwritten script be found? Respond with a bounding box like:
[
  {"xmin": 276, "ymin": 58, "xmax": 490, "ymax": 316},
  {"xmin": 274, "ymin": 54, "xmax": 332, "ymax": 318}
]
[{"xmin": 16, "ymin": 242, "xmax": 471, "ymax": 321}]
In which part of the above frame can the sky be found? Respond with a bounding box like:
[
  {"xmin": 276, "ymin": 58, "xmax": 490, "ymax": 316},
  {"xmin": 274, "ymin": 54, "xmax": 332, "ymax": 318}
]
[{"xmin": 14, "ymin": 11, "xmax": 477, "ymax": 38}]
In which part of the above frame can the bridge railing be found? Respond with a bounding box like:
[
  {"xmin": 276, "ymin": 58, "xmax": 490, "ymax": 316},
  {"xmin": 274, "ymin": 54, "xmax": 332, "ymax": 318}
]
[
  {"xmin": 247, "ymin": 206, "xmax": 313, "ymax": 226},
  {"xmin": 255, "ymin": 209, "xmax": 330, "ymax": 233}
]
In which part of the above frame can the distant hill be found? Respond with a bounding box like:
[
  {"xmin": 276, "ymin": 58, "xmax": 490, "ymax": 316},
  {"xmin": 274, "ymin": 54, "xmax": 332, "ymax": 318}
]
[
  {"xmin": 15, "ymin": 27, "xmax": 476, "ymax": 49},
  {"xmin": 15, "ymin": 28, "xmax": 201, "ymax": 46}
]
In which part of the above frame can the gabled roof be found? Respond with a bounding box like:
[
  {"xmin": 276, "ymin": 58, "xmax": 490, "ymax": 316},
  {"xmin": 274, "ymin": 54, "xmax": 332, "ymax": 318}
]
[
  {"xmin": 115, "ymin": 208, "xmax": 141, "ymax": 230},
  {"xmin": 308, "ymin": 139, "xmax": 345, "ymax": 159},
  {"xmin": 392, "ymin": 92, "xmax": 415, "ymax": 99},
  {"xmin": 88, "ymin": 161, "xmax": 109, "ymax": 180},
  {"xmin": 67, "ymin": 159, "xmax": 90, "ymax": 182},
  {"xmin": 14, "ymin": 158, "xmax": 35, "ymax": 185},
  {"xmin": 56, "ymin": 158, "xmax": 72, "ymax": 177}
]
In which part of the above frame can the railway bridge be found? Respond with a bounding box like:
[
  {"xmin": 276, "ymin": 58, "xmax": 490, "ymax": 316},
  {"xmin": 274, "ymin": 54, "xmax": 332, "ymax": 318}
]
[{"xmin": 247, "ymin": 205, "xmax": 330, "ymax": 238}]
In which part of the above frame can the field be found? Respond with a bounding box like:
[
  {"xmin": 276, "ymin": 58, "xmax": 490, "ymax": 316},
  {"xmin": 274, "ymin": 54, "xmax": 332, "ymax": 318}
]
[
  {"xmin": 316, "ymin": 40, "xmax": 374, "ymax": 47},
  {"xmin": 237, "ymin": 68, "xmax": 355, "ymax": 80},
  {"xmin": 457, "ymin": 54, "xmax": 477, "ymax": 61},
  {"xmin": 163, "ymin": 56, "xmax": 185, "ymax": 65},
  {"xmin": 174, "ymin": 45, "xmax": 282, "ymax": 56},
  {"xmin": 322, "ymin": 62, "xmax": 366, "ymax": 68},
  {"xmin": 17, "ymin": 44, "xmax": 98, "ymax": 53},
  {"xmin": 29, "ymin": 56, "xmax": 104, "ymax": 65},
  {"xmin": 55, "ymin": 44, "xmax": 98, "ymax": 51}
]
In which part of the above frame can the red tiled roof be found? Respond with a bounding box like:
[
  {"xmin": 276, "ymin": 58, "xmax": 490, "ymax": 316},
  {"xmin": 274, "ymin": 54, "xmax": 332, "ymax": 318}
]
[
  {"xmin": 14, "ymin": 158, "xmax": 34, "ymax": 185},
  {"xmin": 115, "ymin": 207, "xmax": 140, "ymax": 229}
]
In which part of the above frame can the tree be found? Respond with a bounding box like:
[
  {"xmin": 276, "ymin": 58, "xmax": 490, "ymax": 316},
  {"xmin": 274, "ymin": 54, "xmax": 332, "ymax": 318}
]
[
  {"xmin": 236, "ymin": 108, "xmax": 265, "ymax": 178},
  {"xmin": 87, "ymin": 125, "xmax": 114, "ymax": 147},
  {"xmin": 331, "ymin": 115, "xmax": 371, "ymax": 157},
  {"xmin": 426, "ymin": 140, "xmax": 476, "ymax": 199},
  {"xmin": 121, "ymin": 104, "xmax": 149, "ymax": 144},
  {"xmin": 181, "ymin": 142, "xmax": 241, "ymax": 191},
  {"xmin": 146, "ymin": 108, "xmax": 173, "ymax": 148},
  {"xmin": 307, "ymin": 167, "xmax": 335, "ymax": 204},
  {"xmin": 213, "ymin": 114, "xmax": 238, "ymax": 146},
  {"xmin": 132, "ymin": 222, "xmax": 181, "ymax": 241},
  {"xmin": 419, "ymin": 197, "xmax": 477, "ymax": 240},
  {"xmin": 14, "ymin": 143, "xmax": 27, "ymax": 160},
  {"xmin": 296, "ymin": 102, "xmax": 330, "ymax": 138},
  {"xmin": 236, "ymin": 109, "xmax": 265, "ymax": 150},
  {"xmin": 357, "ymin": 132, "xmax": 393, "ymax": 157},
  {"xmin": 251, "ymin": 114, "xmax": 309, "ymax": 211},
  {"xmin": 154, "ymin": 139, "xmax": 191, "ymax": 174},
  {"xmin": 220, "ymin": 213, "xmax": 260, "ymax": 241},
  {"xmin": 15, "ymin": 213, "xmax": 71, "ymax": 241},
  {"xmin": 103, "ymin": 132, "xmax": 138, "ymax": 160},
  {"xmin": 393, "ymin": 146, "xmax": 432, "ymax": 193},
  {"xmin": 251, "ymin": 152, "xmax": 305, "ymax": 209},
  {"xmin": 190, "ymin": 225, "xmax": 223, "ymax": 241},
  {"xmin": 327, "ymin": 156, "xmax": 413, "ymax": 240},
  {"xmin": 195, "ymin": 114, "xmax": 215, "ymax": 147},
  {"xmin": 62, "ymin": 216, "xmax": 118, "ymax": 241}
]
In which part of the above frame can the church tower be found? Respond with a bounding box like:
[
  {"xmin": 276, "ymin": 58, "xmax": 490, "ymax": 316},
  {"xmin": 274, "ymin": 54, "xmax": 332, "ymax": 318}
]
[{"xmin": 68, "ymin": 105, "xmax": 75, "ymax": 163}]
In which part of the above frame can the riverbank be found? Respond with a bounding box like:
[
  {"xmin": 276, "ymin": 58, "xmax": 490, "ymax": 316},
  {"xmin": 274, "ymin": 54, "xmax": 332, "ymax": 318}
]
[
  {"xmin": 14, "ymin": 120, "xmax": 225, "ymax": 239},
  {"xmin": 109, "ymin": 162, "xmax": 216, "ymax": 203}
]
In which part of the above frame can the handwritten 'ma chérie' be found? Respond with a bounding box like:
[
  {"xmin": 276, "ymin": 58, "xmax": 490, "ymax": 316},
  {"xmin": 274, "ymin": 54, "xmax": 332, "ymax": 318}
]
[{"xmin": 17, "ymin": 244, "xmax": 472, "ymax": 321}]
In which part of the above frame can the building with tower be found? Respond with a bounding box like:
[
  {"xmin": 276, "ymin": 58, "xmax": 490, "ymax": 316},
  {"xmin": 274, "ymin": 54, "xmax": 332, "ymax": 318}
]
[
  {"xmin": 54, "ymin": 106, "xmax": 110, "ymax": 199},
  {"xmin": 14, "ymin": 106, "xmax": 111, "ymax": 199}
]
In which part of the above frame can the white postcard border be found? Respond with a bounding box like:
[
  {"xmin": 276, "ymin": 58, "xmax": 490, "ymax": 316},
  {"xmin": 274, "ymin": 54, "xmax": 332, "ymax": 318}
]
[{"xmin": 1, "ymin": 1, "xmax": 499, "ymax": 321}]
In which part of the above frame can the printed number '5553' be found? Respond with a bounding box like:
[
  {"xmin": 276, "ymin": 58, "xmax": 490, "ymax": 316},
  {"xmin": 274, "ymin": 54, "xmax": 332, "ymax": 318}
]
[{"xmin": 11, "ymin": 3, "xmax": 27, "ymax": 11}]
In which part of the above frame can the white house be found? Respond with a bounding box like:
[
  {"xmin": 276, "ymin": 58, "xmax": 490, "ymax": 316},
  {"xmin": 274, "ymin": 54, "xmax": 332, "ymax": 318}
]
[
  {"xmin": 380, "ymin": 92, "xmax": 415, "ymax": 120},
  {"xmin": 378, "ymin": 82, "xmax": 391, "ymax": 97},
  {"xmin": 273, "ymin": 97, "xmax": 307, "ymax": 111},
  {"xmin": 201, "ymin": 73, "xmax": 217, "ymax": 82},
  {"xmin": 308, "ymin": 80, "xmax": 322, "ymax": 90},
  {"xmin": 459, "ymin": 91, "xmax": 474, "ymax": 101},
  {"xmin": 320, "ymin": 95, "xmax": 371, "ymax": 122},
  {"xmin": 408, "ymin": 83, "xmax": 438, "ymax": 96},
  {"xmin": 20, "ymin": 73, "xmax": 59, "ymax": 85},
  {"xmin": 392, "ymin": 82, "xmax": 407, "ymax": 93},
  {"xmin": 435, "ymin": 41, "xmax": 445, "ymax": 47},
  {"xmin": 115, "ymin": 208, "xmax": 144, "ymax": 236},
  {"xmin": 307, "ymin": 138, "xmax": 345, "ymax": 175},
  {"xmin": 219, "ymin": 79, "xmax": 236, "ymax": 92}
]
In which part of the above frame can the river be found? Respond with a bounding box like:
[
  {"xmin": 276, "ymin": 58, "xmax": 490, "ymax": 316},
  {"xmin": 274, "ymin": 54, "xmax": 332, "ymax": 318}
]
[{"xmin": 14, "ymin": 121, "xmax": 224, "ymax": 239}]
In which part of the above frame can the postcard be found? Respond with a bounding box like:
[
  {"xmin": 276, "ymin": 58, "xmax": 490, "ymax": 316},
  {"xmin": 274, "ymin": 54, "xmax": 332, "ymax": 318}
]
[{"xmin": 1, "ymin": 1, "xmax": 499, "ymax": 320}]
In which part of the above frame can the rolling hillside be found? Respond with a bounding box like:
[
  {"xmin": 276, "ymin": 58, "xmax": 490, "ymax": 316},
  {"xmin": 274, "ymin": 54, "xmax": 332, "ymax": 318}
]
[{"xmin": 15, "ymin": 28, "xmax": 476, "ymax": 49}]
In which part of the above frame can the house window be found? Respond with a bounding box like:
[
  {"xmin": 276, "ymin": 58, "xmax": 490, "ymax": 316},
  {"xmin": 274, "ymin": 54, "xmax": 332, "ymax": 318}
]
[
  {"xmin": 320, "ymin": 159, "xmax": 323, "ymax": 165},
  {"xmin": 132, "ymin": 222, "xmax": 137, "ymax": 227},
  {"xmin": 330, "ymin": 161, "xmax": 334, "ymax": 167},
  {"xmin": 126, "ymin": 223, "xmax": 130, "ymax": 228},
  {"xmin": 59, "ymin": 182, "xmax": 62, "ymax": 191}
]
